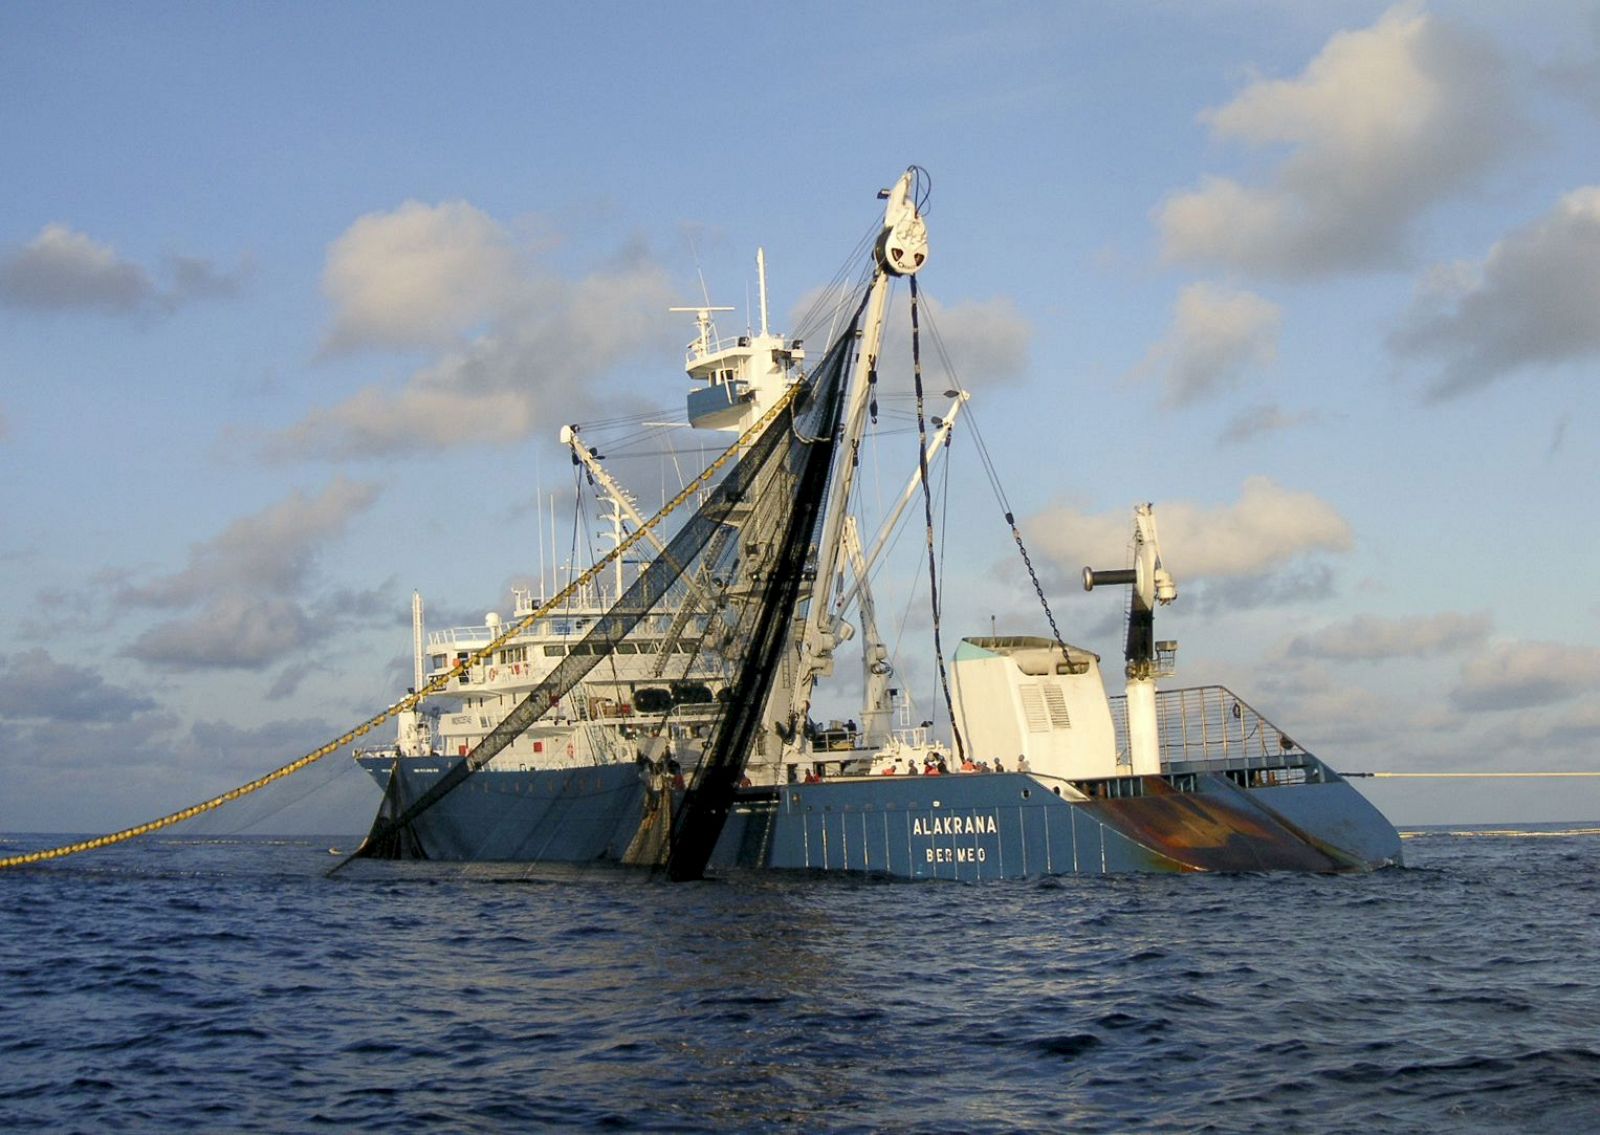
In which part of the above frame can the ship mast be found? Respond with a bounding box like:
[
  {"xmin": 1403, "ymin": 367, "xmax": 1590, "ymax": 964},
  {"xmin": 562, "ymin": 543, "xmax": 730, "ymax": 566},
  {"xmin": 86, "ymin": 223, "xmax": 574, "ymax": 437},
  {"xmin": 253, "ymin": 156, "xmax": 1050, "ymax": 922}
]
[
  {"xmin": 1083, "ymin": 504, "xmax": 1177, "ymax": 774},
  {"xmin": 781, "ymin": 168, "xmax": 929, "ymax": 754},
  {"xmin": 833, "ymin": 392, "xmax": 966, "ymax": 749}
]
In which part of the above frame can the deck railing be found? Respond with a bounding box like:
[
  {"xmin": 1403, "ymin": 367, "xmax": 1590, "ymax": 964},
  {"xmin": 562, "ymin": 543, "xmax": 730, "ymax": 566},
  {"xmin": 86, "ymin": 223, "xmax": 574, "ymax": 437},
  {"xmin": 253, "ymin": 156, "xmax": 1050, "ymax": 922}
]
[{"xmin": 1108, "ymin": 685, "xmax": 1313, "ymax": 772}]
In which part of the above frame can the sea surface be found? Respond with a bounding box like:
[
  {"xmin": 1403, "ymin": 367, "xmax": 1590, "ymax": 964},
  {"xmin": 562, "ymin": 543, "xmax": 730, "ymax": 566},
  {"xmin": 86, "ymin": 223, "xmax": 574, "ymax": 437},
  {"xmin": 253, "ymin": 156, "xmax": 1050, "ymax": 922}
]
[{"xmin": 2, "ymin": 827, "xmax": 1598, "ymax": 1133}]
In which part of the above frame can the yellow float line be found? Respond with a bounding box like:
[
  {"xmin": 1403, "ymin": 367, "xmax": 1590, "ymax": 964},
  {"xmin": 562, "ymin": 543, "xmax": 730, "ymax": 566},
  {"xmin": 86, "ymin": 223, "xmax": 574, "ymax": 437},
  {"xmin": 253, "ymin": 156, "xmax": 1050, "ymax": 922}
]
[{"xmin": 0, "ymin": 383, "xmax": 807, "ymax": 872}]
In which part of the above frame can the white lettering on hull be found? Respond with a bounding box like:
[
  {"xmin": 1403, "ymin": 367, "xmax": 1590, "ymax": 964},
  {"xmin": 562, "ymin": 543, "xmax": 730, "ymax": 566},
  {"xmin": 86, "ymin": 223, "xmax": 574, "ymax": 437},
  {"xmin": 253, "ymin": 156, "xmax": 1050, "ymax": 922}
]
[
  {"xmin": 926, "ymin": 846, "xmax": 988, "ymax": 864},
  {"xmin": 911, "ymin": 814, "xmax": 998, "ymax": 837},
  {"xmin": 911, "ymin": 814, "xmax": 997, "ymax": 867}
]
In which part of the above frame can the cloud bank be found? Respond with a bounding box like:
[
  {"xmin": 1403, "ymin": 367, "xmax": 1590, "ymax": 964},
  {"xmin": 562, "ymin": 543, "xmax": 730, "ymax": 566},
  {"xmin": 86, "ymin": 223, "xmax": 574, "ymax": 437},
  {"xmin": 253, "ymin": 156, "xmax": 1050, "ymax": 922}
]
[
  {"xmin": 0, "ymin": 648, "xmax": 159, "ymax": 724},
  {"xmin": 1391, "ymin": 187, "xmax": 1600, "ymax": 397},
  {"xmin": 1452, "ymin": 641, "xmax": 1600, "ymax": 712},
  {"xmin": 1289, "ymin": 611, "xmax": 1492, "ymax": 661},
  {"xmin": 1026, "ymin": 475, "xmax": 1353, "ymax": 585},
  {"xmin": 268, "ymin": 200, "xmax": 679, "ymax": 459},
  {"xmin": 320, "ymin": 200, "xmax": 521, "ymax": 353},
  {"xmin": 118, "ymin": 478, "xmax": 382, "ymax": 670},
  {"xmin": 1132, "ymin": 282, "xmax": 1280, "ymax": 406},
  {"xmin": 1157, "ymin": 7, "xmax": 1520, "ymax": 277},
  {"xmin": 0, "ymin": 223, "xmax": 242, "ymax": 314}
]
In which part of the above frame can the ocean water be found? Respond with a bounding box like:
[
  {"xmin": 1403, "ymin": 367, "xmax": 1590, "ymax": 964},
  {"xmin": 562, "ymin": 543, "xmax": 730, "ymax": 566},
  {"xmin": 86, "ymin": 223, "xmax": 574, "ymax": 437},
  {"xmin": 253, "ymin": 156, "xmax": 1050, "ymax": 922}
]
[{"xmin": 2, "ymin": 828, "xmax": 1598, "ymax": 1134}]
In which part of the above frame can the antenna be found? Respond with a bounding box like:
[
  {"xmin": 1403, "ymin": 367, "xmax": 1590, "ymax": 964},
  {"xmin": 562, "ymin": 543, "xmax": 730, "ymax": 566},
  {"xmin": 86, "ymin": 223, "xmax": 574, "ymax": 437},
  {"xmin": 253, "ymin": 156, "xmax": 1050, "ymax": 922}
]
[
  {"xmin": 412, "ymin": 591, "xmax": 425, "ymax": 693},
  {"xmin": 536, "ymin": 461, "xmax": 546, "ymax": 603},
  {"xmin": 668, "ymin": 304, "xmax": 735, "ymax": 357},
  {"xmin": 686, "ymin": 229, "xmax": 713, "ymax": 309},
  {"xmin": 757, "ymin": 247, "xmax": 770, "ymax": 338}
]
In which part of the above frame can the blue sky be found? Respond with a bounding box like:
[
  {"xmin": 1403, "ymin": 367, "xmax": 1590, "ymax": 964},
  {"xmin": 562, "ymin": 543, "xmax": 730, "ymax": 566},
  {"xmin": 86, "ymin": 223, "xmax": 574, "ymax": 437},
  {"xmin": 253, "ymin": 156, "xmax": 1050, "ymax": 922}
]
[{"xmin": 3, "ymin": 2, "xmax": 1598, "ymax": 833}]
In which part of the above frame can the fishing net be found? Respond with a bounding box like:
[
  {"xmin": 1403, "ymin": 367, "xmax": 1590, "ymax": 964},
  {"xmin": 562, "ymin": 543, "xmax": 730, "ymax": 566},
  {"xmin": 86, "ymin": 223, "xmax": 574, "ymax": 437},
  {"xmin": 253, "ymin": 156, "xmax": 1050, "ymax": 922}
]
[{"xmin": 349, "ymin": 298, "xmax": 863, "ymax": 877}]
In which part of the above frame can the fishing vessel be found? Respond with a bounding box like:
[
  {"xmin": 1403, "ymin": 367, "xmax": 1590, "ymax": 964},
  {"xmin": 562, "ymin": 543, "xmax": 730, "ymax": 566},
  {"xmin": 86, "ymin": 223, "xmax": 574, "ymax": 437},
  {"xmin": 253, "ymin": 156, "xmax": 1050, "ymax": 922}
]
[{"xmin": 354, "ymin": 169, "xmax": 1402, "ymax": 878}]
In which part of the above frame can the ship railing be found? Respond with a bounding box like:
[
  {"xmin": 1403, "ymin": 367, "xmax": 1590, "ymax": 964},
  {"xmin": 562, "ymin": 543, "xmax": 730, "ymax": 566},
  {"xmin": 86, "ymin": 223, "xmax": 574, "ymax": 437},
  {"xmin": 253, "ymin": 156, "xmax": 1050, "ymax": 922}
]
[
  {"xmin": 1108, "ymin": 685, "xmax": 1317, "ymax": 774},
  {"xmin": 426, "ymin": 612, "xmax": 627, "ymax": 650},
  {"xmin": 429, "ymin": 626, "xmax": 497, "ymax": 646},
  {"xmin": 688, "ymin": 332, "xmax": 757, "ymax": 362}
]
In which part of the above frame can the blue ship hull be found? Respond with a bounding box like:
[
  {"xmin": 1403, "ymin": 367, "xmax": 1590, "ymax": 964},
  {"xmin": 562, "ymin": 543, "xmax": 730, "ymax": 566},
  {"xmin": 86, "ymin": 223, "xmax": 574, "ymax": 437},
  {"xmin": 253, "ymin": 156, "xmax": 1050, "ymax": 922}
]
[{"xmin": 357, "ymin": 755, "xmax": 1401, "ymax": 876}]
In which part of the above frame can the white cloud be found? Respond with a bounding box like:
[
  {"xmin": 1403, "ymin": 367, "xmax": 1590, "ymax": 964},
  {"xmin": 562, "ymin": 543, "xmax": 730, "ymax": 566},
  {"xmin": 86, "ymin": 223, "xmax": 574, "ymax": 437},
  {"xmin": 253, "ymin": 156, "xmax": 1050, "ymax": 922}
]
[
  {"xmin": 125, "ymin": 594, "xmax": 314, "ymax": 671},
  {"xmin": 1187, "ymin": 562, "xmax": 1337, "ymax": 614},
  {"xmin": 1452, "ymin": 641, "xmax": 1600, "ymax": 712},
  {"xmin": 0, "ymin": 223, "xmax": 243, "ymax": 314},
  {"xmin": 273, "ymin": 230, "xmax": 679, "ymax": 458},
  {"xmin": 0, "ymin": 223, "xmax": 155, "ymax": 312},
  {"xmin": 1288, "ymin": 611, "xmax": 1492, "ymax": 661},
  {"xmin": 320, "ymin": 200, "xmax": 521, "ymax": 353},
  {"xmin": 123, "ymin": 477, "xmax": 380, "ymax": 607},
  {"xmin": 1157, "ymin": 7, "xmax": 1521, "ymax": 277},
  {"xmin": 1390, "ymin": 187, "xmax": 1600, "ymax": 397},
  {"xmin": 0, "ymin": 648, "xmax": 159, "ymax": 723},
  {"xmin": 117, "ymin": 478, "xmax": 382, "ymax": 670},
  {"xmin": 1026, "ymin": 475, "xmax": 1353, "ymax": 585},
  {"xmin": 1132, "ymin": 283, "xmax": 1279, "ymax": 405},
  {"xmin": 265, "ymin": 382, "xmax": 536, "ymax": 456}
]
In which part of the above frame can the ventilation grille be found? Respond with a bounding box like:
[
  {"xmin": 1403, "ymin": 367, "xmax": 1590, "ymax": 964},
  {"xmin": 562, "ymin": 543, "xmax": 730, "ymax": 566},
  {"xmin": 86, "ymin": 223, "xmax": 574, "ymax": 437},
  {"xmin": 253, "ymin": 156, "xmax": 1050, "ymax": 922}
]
[
  {"xmin": 1019, "ymin": 684, "xmax": 1050, "ymax": 733},
  {"xmin": 1043, "ymin": 684, "xmax": 1071, "ymax": 729}
]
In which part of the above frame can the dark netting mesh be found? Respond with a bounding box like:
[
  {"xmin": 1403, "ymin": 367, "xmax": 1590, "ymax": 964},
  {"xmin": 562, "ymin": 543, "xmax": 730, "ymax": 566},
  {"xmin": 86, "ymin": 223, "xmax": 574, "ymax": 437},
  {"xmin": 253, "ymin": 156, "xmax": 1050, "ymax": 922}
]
[{"xmin": 353, "ymin": 300, "xmax": 862, "ymax": 875}]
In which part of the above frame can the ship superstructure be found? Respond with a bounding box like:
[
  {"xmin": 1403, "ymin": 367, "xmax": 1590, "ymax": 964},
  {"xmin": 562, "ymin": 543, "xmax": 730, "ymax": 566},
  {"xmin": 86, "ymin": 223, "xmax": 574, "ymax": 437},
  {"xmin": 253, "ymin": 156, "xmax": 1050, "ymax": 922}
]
[{"xmin": 355, "ymin": 169, "xmax": 1402, "ymax": 877}]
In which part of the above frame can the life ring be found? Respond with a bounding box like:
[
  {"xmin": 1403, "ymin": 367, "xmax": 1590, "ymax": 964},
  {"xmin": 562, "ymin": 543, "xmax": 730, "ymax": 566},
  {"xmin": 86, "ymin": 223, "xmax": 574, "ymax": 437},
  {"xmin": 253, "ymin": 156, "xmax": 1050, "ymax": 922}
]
[
  {"xmin": 489, "ymin": 667, "xmax": 499, "ymax": 680},
  {"xmin": 566, "ymin": 742, "xmax": 576, "ymax": 758}
]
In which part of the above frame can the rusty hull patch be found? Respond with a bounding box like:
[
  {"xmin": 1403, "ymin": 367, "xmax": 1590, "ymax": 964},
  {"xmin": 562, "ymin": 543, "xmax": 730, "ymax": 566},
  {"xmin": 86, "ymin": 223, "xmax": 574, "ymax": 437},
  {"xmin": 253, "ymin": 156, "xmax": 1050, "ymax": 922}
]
[{"xmin": 1081, "ymin": 776, "xmax": 1343, "ymax": 873}]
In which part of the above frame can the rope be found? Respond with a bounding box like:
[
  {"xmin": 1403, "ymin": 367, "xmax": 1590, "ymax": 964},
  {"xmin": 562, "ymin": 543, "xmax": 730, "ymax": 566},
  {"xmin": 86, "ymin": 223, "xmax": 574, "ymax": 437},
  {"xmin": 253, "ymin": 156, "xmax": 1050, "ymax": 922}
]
[
  {"xmin": 937, "ymin": 369, "xmax": 1069, "ymax": 656},
  {"xmin": 0, "ymin": 382, "xmax": 808, "ymax": 873},
  {"xmin": 907, "ymin": 275, "xmax": 964, "ymax": 761},
  {"xmin": 1347, "ymin": 771, "xmax": 1600, "ymax": 779}
]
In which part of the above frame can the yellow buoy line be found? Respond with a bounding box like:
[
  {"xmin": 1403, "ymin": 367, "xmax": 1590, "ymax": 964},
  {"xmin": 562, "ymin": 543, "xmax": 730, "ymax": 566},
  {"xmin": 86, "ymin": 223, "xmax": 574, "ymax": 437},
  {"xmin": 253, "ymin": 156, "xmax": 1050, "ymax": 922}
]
[{"xmin": 0, "ymin": 383, "xmax": 807, "ymax": 872}]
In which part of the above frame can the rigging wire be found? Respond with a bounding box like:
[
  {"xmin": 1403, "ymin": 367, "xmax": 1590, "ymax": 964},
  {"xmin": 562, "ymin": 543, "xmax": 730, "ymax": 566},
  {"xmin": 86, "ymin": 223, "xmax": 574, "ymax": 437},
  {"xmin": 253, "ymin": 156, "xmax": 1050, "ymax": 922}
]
[
  {"xmin": 2, "ymin": 373, "xmax": 808, "ymax": 874},
  {"xmin": 898, "ymin": 287, "xmax": 1069, "ymax": 660},
  {"xmin": 907, "ymin": 275, "xmax": 965, "ymax": 761},
  {"xmin": 959, "ymin": 394, "xmax": 1070, "ymax": 654}
]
